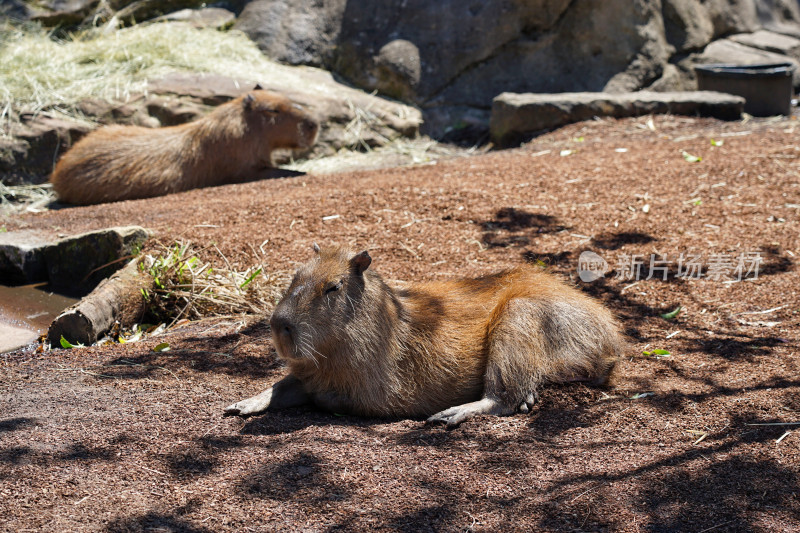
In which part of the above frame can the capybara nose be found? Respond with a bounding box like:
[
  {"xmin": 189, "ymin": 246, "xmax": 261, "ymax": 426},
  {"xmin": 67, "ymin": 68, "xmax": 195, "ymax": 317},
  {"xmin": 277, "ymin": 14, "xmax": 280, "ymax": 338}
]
[
  {"xmin": 270, "ymin": 313, "xmax": 293, "ymax": 339},
  {"xmin": 303, "ymin": 119, "xmax": 319, "ymax": 137}
]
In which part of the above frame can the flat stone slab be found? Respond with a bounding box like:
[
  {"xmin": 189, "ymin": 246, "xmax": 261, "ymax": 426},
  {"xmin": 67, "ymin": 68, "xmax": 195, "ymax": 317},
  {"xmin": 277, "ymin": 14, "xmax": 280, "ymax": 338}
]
[
  {"xmin": 0, "ymin": 226, "xmax": 149, "ymax": 291},
  {"xmin": 729, "ymin": 30, "xmax": 800, "ymax": 59},
  {"xmin": 698, "ymin": 38, "xmax": 800, "ymax": 86},
  {"xmin": 490, "ymin": 90, "xmax": 745, "ymax": 147},
  {"xmin": 0, "ymin": 229, "xmax": 53, "ymax": 284}
]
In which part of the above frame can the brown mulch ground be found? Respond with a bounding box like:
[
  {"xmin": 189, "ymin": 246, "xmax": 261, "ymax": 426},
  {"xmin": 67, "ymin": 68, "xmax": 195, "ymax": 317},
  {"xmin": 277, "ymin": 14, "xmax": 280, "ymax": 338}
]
[{"xmin": 2, "ymin": 114, "xmax": 799, "ymax": 532}]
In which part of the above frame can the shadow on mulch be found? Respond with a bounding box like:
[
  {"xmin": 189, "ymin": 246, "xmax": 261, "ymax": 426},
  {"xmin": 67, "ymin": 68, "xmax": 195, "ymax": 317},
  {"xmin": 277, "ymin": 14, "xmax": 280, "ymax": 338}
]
[
  {"xmin": 95, "ymin": 320, "xmax": 280, "ymax": 380},
  {"xmin": 481, "ymin": 207, "xmax": 569, "ymax": 249},
  {"xmin": 592, "ymin": 231, "xmax": 656, "ymax": 250},
  {"xmin": 106, "ymin": 501, "xmax": 210, "ymax": 533},
  {"xmin": 0, "ymin": 417, "xmax": 36, "ymax": 433},
  {"xmin": 534, "ymin": 415, "xmax": 800, "ymax": 532},
  {"xmin": 239, "ymin": 450, "xmax": 351, "ymax": 503}
]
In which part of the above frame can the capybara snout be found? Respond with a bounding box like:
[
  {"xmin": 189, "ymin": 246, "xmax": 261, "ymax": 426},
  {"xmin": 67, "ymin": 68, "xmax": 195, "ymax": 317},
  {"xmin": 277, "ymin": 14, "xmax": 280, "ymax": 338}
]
[
  {"xmin": 269, "ymin": 309, "xmax": 295, "ymax": 358},
  {"xmin": 297, "ymin": 117, "xmax": 320, "ymax": 148}
]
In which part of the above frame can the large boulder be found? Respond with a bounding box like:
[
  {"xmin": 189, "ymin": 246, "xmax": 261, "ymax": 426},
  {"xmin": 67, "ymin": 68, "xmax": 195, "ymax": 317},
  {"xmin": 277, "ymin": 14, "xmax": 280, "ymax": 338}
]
[
  {"xmin": 0, "ymin": 113, "xmax": 93, "ymax": 186},
  {"xmin": 234, "ymin": 0, "xmax": 346, "ymax": 66},
  {"xmin": 235, "ymin": 0, "xmax": 800, "ymax": 136}
]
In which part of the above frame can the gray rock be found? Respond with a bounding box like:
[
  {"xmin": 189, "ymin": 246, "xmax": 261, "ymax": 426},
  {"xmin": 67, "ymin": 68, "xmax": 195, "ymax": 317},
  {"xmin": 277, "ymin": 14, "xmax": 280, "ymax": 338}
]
[
  {"xmin": 147, "ymin": 72, "xmax": 255, "ymax": 105},
  {"xmin": 151, "ymin": 7, "xmax": 235, "ymax": 28},
  {"xmin": 662, "ymin": 0, "xmax": 714, "ymax": 52},
  {"xmin": 490, "ymin": 91, "xmax": 745, "ymax": 148},
  {"xmin": 697, "ymin": 38, "xmax": 800, "ymax": 86},
  {"xmin": 0, "ymin": 229, "xmax": 52, "ymax": 285},
  {"xmin": 730, "ymin": 30, "xmax": 800, "ymax": 60},
  {"xmin": 374, "ymin": 39, "xmax": 422, "ymax": 101},
  {"xmin": 43, "ymin": 226, "xmax": 150, "ymax": 294},
  {"xmin": 1, "ymin": 113, "xmax": 93, "ymax": 186},
  {"xmin": 76, "ymin": 97, "xmax": 161, "ymax": 128},
  {"xmin": 647, "ymin": 64, "xmax": 690, "ymax": 92},
  {"xmin": 0, "ymin": 0, "xmax": 32, "ymax": 19},
  {"xmin": 0, "ymin": 226, "xmax": 150, "ymax": 315},
  {"xmin": 234, "ymin": 0, "xmax": 346, "ymax": 66},
  {"xmin": 28, "ymin": 0, "xmax": 98, "ymax": 25}
]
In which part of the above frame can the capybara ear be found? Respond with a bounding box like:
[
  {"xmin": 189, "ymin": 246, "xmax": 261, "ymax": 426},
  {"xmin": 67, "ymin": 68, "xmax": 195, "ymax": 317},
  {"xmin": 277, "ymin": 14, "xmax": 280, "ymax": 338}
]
[
  {"xmin": 312, "ymin": 243, "xmax": 321, "ymax": 254},
  {"xmin": 254, "ymin": 83, "xmax": 263, "ymax": 90},
  {"xmin": 350, "ymin": 250, "xmax": 372, "ymax": 275},
  {"xmin": 243, "ymin": 93, "xmax": 256, "ymax": 109}
]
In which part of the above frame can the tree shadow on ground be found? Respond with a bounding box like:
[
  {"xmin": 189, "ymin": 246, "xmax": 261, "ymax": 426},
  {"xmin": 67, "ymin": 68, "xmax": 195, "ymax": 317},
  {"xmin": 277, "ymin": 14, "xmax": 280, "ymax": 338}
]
[
  {"xmin": 688, "ymin": 333, "xmax": 791, "ymax": 361},
  {"xmin": 759, "ymin": 244, "xmax": 795, "ymax": 276},
  {"xmin": 525, "ymin": 419, "xmax": 800, "ymax": 532},
  {"xmin": 239, "ymin": 408, "xmax": 394, "ymax": 437},
  {"xmin": 163, "ymin": 435, "xmax": 245, "ymax": 480},
  {"xmin": 0, "ymin": 417, "xmax": 36, "ymax": 433},
  {"xmin": 106, "ymin": 499, "xmax": 210, "ymax": 533},
  {"xmin": 481, "ymin": 207, "xmax": 568, "ymax": 248},
  {"xmin": 96, "ymin": 319, "xmax": 281, "ymax": 381},
  {"xmin": 0, "ymin": 430, "xmax": 134, "ymax": 472},
  {"xmin": 238, "ymin": 450, "xmax": 351, "ymax": 503},
  {"xmin": 592, "ymin": 230, "xmax": 655, "ymax": 250}
]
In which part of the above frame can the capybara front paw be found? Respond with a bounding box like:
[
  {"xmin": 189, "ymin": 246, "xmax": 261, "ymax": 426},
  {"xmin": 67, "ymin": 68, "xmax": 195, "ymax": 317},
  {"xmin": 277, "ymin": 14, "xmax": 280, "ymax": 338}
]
[
  {"xmin": 222, "ymin": 402, "xmax": 247, "ymax": 418},
  {"xmin": 426, "ymin": 406, "xmax": 471, "ymax": 428},
  {"xmin": 427, "ymin": 398, "xmax": 514, "ymax": 428},
  {"xmin": 223, "ymin": 398, "xmax": 263, "ymax": 418}
]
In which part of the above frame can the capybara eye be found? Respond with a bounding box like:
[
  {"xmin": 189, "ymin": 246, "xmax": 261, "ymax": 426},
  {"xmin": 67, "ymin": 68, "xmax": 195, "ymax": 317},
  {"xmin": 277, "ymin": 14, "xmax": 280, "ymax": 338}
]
[{"xmin": 325, "ymin": 280, "xmax": 343, "ymax": 294}]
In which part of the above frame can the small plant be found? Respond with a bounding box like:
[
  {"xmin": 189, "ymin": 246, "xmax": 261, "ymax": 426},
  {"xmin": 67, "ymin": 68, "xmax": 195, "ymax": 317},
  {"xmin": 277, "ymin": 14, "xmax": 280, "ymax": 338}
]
[
  {"xmin": 59, "ymin": 335, "xmax": 85, "ymax": 349},
  {"xmin": 642, "ymin": 349, "xmax": 671, "ymax": 359},
  {"xmin": 660, "ymin": 305, "xmax": 682, "ymax": 320},
  {"xmin": 681, "ymin": 150, "xmax": 702, "ymax": 163},
  {"xmin": 139, "ymin": 242, "xmax": 290, "ymax": 323}
]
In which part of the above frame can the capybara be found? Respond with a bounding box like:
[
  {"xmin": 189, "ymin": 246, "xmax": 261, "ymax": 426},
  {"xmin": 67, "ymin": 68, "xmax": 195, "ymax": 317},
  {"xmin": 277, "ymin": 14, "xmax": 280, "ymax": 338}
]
[
  {"xmin": 50, "ymin": 90, "xmax": 319, "ymax": 205},
  {"xmin": 224, "ymin": 245, "xmax": 623, "ymax": 427}
]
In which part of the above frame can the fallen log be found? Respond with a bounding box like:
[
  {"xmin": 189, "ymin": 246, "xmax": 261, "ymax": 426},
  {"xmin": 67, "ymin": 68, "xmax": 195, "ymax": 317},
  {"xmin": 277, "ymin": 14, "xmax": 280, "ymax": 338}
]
[{"xmin": 48, "ymin": 258, "xmax": 153, "ymax": 347}]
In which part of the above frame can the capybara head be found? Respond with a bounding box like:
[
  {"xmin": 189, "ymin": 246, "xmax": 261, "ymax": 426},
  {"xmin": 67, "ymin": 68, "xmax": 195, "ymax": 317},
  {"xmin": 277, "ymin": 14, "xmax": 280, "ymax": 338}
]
[
  {"xmin": 270, "ymin": 245, "xmax": 374, "ymax": 365},
  {"xmin": 242, "ymin": 91, "xmax": 319, "ymax": 149}
]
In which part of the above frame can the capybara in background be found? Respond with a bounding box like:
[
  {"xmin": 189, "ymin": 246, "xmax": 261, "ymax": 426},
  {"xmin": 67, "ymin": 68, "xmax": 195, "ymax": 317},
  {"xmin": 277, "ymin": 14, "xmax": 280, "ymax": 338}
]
[
  {"xmin": 50, "ymin": 90, "xmax": 319, "ymax": 205},
  {"xmin": 224, "ymin": 245, "xmax": 624, "ymax": 427}
]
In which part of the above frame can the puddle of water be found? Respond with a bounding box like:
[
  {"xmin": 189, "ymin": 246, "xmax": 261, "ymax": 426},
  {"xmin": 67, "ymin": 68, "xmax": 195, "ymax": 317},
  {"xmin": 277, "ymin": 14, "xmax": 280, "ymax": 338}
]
[{"xmin": 0, "ymin": 283, "xmax": 80, "ymax": 353}]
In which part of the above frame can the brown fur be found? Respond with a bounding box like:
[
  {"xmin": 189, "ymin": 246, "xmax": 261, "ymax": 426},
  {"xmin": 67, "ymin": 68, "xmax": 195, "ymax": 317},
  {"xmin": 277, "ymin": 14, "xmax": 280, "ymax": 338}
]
[
  {"xmin": 50, "ymin": 90, "xmax": 319, "ymax": 205},
  {"xmin": 225, "ymin": 245, "xmax": 624, "ymax": 426}
]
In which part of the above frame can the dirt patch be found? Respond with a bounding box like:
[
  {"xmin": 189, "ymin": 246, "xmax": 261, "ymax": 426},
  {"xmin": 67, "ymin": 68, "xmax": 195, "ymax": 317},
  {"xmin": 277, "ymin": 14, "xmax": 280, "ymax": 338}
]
[{"xmin": 2, "ymin": 115, "xmax": 799, "ymax": 532}]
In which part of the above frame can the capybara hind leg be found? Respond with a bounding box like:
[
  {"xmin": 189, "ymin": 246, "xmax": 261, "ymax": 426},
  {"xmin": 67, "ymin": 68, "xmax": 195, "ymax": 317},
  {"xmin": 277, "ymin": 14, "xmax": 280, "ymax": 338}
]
[
  {"xmin": 427, "ymin": 397, "xmax": 514, "ymax": 428},
  {"xmin": 428, "ymin": 300, "xmax": 546, "ymax": 428},
  {"xmin": 481, "ymin": 298, "xmax": 549, "ymax": 414},
  {"xmin": 223, "ymin": 375, "xmax": 310, "ymax": 418}
]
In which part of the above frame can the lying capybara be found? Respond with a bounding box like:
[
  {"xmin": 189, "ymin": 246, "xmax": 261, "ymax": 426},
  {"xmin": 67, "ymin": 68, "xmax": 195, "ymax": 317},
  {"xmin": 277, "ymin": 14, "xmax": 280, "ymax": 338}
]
[
  {"xmin": 50, "ymin": 90, "xmax": 319, "ymax": 205},
  {"xmin": 224, "ymin": 245, "xmax": 624, "ymax": 427}
]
